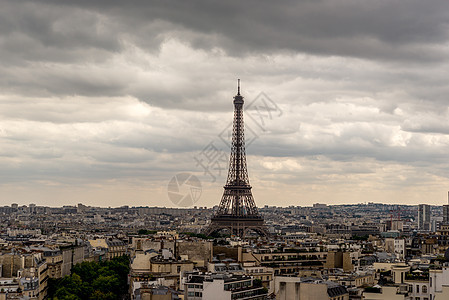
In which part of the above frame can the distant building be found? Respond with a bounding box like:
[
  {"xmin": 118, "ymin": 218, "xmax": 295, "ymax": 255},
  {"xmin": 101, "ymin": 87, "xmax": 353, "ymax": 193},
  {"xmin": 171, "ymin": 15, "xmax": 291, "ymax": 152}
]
[
  {"xmin": 437, "ymin": 223, "xmax": 449, "ymax": 250},
  {"xmin": 240, "ymin": 248, "xmax": 326, "ymax": 276},
  {"xmin": 418, "ymin": 204, "xmax": 431, "ymax": 230},
  {"xmin": 390, "ymin": 220, "xmax": 403, "ymax": 232},
  {"xmin": 324, "ymin": 251, "xmax": 353, "ymax": 272},
  {"xmin": 88, "ymin": 238, "xmax": 126, "ymax": 260},
  {"xmin": 351, "ymin": 224, "xmax": 380, "ymax": 237},
  {"xmin": 443, "ymin": 192, "xmax": 449, "ymax": 224},
  {"xmin": 313, "ymin": 203, "xmax": 327, "ymax": 209},
  {"xmin": 40, "ymin": 247, "xmax": 63, "ymax": 278},
  {"xmin": 183, "ymin": 272, "xmax": 267, "ymax": 300},
  {"xmin": 405, "ymin": 274, "xmax": 429, "ymax": 300},
  {"xmin": 244, "ymin": 264, "xmax": 274, "ymax": 293},
  {"xmin": 0, "ymin": 252, "xmax": 48, "ymax": 300},
  {"xmin": 132, "ymin": 283, "xmax": 181, "ymax": 300},
  {"xmin": 274, "ymin": 276, "xmax": 348, "ymax": 300},
  {"xmin": 385, "ymin": 239, "xmax": 405, "ymax": 261},
  {"xmin": 362, "ymin": 285, "xmax": 409, "ymax": 300},
  {"xmin": 130, "ymin": 248, "xmax": 194, "ymax": 292},
  {"xmin": 429, "ymin": 265, "xmax": 449, "ymax": 300}
]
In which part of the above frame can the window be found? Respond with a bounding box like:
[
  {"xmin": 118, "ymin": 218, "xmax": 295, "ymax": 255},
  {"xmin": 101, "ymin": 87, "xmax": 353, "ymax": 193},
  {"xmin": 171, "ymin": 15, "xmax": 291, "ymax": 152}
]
[
  {"xmin": 417, "ymin": 285, "xmax": 420, "ymax": 293},
  {"xmin": 422, "ymin": 286, "xmax": 427, "ymax": 293}
]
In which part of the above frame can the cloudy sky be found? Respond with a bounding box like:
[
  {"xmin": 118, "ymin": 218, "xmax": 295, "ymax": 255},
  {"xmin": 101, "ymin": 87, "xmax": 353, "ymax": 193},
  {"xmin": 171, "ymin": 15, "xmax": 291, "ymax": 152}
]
[{"xmin": 1, "ymin": 0, "xmax": 449, "ymax": 208}]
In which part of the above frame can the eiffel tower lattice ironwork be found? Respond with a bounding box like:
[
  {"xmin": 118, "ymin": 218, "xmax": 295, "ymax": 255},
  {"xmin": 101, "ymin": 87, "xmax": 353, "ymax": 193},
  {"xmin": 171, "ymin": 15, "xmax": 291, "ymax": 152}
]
[{"xmin": 204, "ymin": 80, "xmax": 269, "ymax": 238}]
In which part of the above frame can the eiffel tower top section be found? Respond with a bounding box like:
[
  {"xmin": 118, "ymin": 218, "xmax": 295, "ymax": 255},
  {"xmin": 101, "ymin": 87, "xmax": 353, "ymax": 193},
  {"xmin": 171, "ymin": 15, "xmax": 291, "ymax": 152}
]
[{"xmin": 226, "ymin": 79, "xmax": 251, "ymax": 189}]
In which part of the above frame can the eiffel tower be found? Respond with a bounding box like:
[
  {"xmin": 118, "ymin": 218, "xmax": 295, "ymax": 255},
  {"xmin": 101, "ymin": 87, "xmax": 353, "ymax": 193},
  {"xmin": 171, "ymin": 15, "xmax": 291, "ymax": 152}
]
[{"xmin": 204, "ymin": 80, "xmax": 269, "ymax": 238}]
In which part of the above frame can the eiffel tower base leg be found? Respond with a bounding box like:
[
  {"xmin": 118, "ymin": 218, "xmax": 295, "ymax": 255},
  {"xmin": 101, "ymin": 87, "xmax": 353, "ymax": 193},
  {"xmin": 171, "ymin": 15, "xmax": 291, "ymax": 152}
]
[{"xmin": 204, "ymin": 216, "xmax": 269, "ymax": 238}]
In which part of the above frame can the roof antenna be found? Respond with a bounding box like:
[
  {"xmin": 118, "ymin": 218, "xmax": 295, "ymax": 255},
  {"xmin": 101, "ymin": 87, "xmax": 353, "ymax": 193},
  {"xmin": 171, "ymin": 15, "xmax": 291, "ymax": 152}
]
[{"xmin": 237, "ymin": 79, "xmax": 240, "ymax": 95}]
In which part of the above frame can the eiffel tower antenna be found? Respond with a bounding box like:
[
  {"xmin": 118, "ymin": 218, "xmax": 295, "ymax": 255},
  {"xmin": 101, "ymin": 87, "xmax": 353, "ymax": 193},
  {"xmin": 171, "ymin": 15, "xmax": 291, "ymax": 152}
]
[
  {"xmin": 204, "ymin": 80, "xmax": 269, "ymax": 238},
  {"xmin": 237, "ymin": 78, "xmax": 240, "ymax": 95}
]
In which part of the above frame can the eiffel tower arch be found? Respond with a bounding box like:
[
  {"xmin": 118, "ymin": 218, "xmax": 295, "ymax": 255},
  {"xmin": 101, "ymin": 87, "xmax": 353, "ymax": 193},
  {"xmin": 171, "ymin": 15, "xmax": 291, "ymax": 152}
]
[{"xmin": 204, "ymin": 80, "xmax": 269, "ymax": 238}]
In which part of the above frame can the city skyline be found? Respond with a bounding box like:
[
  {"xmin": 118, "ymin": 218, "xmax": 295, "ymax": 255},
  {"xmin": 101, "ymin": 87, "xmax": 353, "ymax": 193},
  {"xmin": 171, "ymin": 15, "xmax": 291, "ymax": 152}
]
[{"xmin": 1, "ymin": 1, "xmax": 449, "ymax": 207}]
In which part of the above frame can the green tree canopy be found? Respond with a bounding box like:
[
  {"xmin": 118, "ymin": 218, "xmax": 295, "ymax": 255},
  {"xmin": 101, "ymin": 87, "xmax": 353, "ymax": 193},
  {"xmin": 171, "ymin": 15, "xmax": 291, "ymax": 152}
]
[{"xmin": 48, "ymin": 255, "xmax": 130, "ymax": 300}]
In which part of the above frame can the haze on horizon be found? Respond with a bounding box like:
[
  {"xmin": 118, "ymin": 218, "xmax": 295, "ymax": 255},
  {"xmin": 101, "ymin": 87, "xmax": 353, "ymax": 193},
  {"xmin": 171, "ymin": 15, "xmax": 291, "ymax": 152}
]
[{"xmin": 1, "ymin": 0, "xmax": 449, "ymax": 208}]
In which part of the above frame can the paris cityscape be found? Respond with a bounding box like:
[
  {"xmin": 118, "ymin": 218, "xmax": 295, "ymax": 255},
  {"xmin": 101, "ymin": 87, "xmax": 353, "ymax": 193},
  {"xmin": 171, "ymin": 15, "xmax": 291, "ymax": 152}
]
[{"xmin": 2, "ymin": 1, "xmax": 449, "ymax": 300}]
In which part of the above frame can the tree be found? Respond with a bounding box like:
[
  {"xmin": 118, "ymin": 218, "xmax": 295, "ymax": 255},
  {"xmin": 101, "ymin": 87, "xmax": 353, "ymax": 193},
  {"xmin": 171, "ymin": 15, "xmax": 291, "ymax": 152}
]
[
  {"xmin": 48, "ymin": 256, "xmax": 130, "ymax": 300},
  {"xmin": 93, "ymin": 275, "xmax": 120, "ymax": 295},
  {"xmin": 138, "ymin": 229, "xmax": 156, "ymax": 235}
]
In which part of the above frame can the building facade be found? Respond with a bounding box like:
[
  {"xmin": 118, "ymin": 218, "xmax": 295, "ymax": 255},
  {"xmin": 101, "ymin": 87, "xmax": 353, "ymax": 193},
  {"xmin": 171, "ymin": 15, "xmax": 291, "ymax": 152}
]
[{"xmin": 418, "ymin": 204, "xmax": 431, "ymax": 231}]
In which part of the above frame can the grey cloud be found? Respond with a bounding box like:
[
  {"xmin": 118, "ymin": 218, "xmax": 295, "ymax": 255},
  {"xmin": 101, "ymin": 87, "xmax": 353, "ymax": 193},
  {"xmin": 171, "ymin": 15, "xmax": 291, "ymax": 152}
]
[
  {"xmin": 11, "ymin": 0, "xmax": 449, "ymax": 62},
  {"xmin": 249, "ymin": 116, "xmax": 449, "ymax": 165},
  {"xmin": 402, "ymin": 117, "xmax": 449, "ymax": 135},
  {"xmin": 0, "ymin": 1, "xmax": 122, "ymax": 65},
  {"xmin": 2, "ymin": 0, "xmax": 449, "ymax": 112}
]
